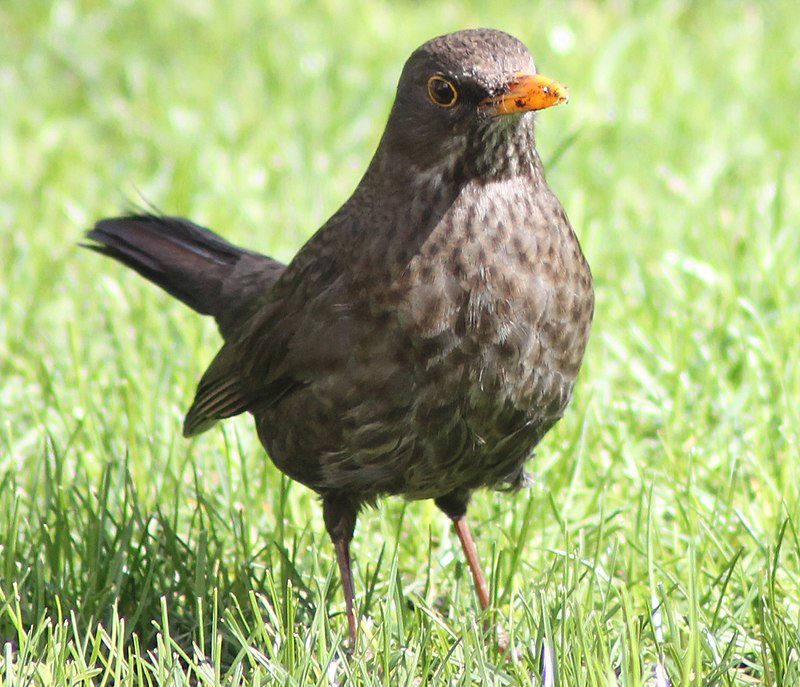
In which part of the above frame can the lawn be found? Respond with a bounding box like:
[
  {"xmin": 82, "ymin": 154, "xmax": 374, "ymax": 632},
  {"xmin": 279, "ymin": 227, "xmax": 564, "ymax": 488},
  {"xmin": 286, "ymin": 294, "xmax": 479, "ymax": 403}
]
[{"xmin": 1, "ymin": 0, "xmax": 799, "ymax": 684}]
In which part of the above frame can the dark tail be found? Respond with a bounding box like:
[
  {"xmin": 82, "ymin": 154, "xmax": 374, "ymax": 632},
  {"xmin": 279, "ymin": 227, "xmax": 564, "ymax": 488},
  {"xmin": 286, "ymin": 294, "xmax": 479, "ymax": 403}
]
[{"xmin": 84, "ymin": 214, "xmax": 285, "ymax": 339}]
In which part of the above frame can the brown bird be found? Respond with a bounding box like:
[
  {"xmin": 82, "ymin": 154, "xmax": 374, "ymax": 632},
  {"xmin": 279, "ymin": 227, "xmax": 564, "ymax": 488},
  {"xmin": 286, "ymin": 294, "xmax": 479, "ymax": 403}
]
[{"xmin": 85, "ymin": 28, "xmax": 594, "ymax": 648}]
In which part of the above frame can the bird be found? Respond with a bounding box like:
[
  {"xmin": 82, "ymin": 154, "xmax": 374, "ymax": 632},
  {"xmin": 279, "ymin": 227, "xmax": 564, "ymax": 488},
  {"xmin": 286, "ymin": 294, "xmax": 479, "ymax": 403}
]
[{"xmin": 85, "ymin": 28, "xmax": 594, "ymax": 649}]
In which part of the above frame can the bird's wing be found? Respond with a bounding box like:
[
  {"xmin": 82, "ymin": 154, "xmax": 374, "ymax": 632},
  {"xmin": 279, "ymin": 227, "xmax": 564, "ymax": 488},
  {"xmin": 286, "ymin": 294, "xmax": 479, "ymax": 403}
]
[
  {"xmin": 182, "ymin": 267, "xmax": 352, "ymax": 437},
  {"xmin": 182, "ymin": 348, "xmax": 304, "ymax": 437},
  {"xmin": 182, "ymin": 296, "xmax": 301, "ymax": 437}
]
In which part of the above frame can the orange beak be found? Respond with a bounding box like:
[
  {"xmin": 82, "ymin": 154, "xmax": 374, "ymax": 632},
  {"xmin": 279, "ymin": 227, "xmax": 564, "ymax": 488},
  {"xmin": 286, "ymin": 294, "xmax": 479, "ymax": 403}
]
[{"xmin": 480, "ymin": 73, "xmax": 568, "ymax": 116}]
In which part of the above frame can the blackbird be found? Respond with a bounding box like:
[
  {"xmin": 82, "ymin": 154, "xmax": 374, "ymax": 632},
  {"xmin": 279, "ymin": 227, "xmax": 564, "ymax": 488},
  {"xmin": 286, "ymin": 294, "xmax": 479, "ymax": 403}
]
[{"xmin": 85, "ymin": 28, "xmax": 594, "ymax": 648}]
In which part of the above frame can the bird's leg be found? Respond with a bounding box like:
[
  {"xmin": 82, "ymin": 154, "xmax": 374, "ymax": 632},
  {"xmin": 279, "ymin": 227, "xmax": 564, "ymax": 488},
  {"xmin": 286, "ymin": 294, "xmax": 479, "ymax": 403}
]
[
  {"xmin": 452, "ymin": 516, "xmax": 491, "ymax": 610},
  {"xmin": 435, "ymin": 492, "xmax": 490, "ymax": 608},
  {"xmin": 334, "ymin": 537, "xmax": 357, "ymax": 646},
  {"xmin": 435, "ymin": 492, "xmax": 508, "ymax": 651},
  {"xmin": 323, "ymin": 495, "xmax": 360, "ymax": 650}
]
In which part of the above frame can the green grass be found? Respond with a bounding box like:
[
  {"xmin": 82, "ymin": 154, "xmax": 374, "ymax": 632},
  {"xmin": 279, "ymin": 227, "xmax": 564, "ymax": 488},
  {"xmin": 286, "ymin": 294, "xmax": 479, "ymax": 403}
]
[{"xmin": 2, "ymin": 0, "xmax": 799, "ymax": 684}]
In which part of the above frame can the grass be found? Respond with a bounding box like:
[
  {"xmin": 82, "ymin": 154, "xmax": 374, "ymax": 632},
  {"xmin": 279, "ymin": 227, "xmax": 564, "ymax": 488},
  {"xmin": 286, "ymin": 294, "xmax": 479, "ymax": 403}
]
[{"xmin": 1, "ymin": 0, "xmax": 799, "ymax": 684}]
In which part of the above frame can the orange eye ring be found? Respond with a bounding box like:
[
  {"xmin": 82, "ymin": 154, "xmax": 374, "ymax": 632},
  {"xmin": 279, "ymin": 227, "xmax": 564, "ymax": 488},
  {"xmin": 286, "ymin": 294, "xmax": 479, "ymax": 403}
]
[{"xmin": 427, "ymin": 75, "xmax": 458, "ymax": 108}]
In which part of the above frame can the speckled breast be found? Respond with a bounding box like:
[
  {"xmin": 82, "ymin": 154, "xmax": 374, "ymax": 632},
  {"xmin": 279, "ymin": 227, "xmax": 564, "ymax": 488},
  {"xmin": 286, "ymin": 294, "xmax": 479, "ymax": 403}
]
[{"xmin": 389, "ymin": 177, "xmax": 594, "ymax": 495}]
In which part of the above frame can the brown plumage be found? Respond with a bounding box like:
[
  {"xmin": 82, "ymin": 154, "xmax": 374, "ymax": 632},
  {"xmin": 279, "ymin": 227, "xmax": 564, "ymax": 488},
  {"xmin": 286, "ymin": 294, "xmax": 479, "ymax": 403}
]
[{"xmin": 85, "ymin": 28, "xmax": 594, "ymax": 648}]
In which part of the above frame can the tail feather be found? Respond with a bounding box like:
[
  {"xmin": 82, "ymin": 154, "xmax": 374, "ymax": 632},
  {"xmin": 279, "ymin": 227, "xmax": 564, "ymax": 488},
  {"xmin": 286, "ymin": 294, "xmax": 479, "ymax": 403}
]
[{"xmin": 85, "ymin": 214, "xmax": 285, "ymax": 339}]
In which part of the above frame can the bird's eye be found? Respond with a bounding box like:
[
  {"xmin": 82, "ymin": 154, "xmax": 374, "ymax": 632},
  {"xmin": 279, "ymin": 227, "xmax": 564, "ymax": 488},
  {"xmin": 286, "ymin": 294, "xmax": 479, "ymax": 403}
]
[{"xmin": 427, "ymin": 75, "xmax": 458, "ymax": 108}]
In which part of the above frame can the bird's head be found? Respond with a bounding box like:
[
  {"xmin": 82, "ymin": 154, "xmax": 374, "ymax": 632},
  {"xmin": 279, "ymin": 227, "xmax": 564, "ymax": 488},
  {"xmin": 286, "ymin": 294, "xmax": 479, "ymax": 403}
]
[{"xmin": 380, "ymin": 29, "xmax": 567, "ymax": 181}]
